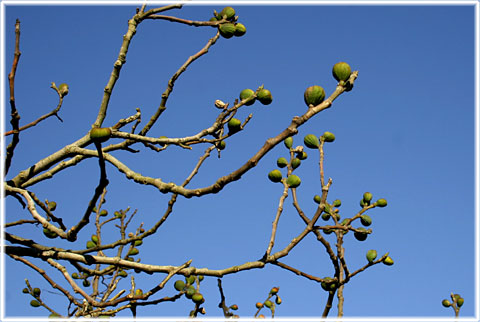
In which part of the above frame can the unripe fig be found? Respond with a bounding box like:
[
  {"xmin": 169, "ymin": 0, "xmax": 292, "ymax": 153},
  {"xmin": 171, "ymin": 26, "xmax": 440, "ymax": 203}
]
[
  {"xmin": 83, "ymin": 279, "xmax": 91, "ymax": 287},
  {"xmin": 332, "ymin": 199, "xmax": 342, "ymax": 207},
  {"xmin": 383, "ymin": 256, "xmax": 394, "ymax": 266},
  {"xmin": 126, "ymin": 257, "xmax": 134, "ymax": 261},
  {"xmin": 276, "ymin": 157, "xmax": 288, "ymax": 168},
  {"xmin": 118, "ymin": 270, "xmax": 128, "ymax": 278},
  {"xmin": 90, "ymin": 127, "xmax": 112, "ymax": 143},
  {"xmin": 297, "ymin": 151, "xmax": 308, "ymax": 160},
  {"xmin": 185, "ymin": 285, "xmax": 196, "ymax": 299},
  {"xmin": 227, "ymin": 118, "xmax": 242, "ymax": 134},
  {"xmin": 218, "ymin": 6, "xmax": 235, "ymax": 20},
  {"xmin": 49, "ymin": 313, "xmax": 61, "ymax": 318},
  {"xmin": 72, "ymin": 272, "xmax": 79, "ymax": 279},
  {"xmin": 239, "ymin": 88, "xmax": 255, "ymax": 105},
  {"xmin": 353, "ymin": 227, "xmax": 368, "ymax": 241},
  {"xmin": 304, "ymin": 85, "xmax": 325, "ymax": 107},
  {"xmin": 217, "ymin": 140, "xmax": 226, "ymax": 150},
  {"xmin": 442, "ymin": 299, "xmax": 451, "ymax": 307},
  {"xmin": 22, "ymin": 288, "xmax": 29, "ymax": 294},
  {"xmin": 134, "ymin": 239, "xmax": 143, "ymax": 246},
  {"xmin": 291, "ymin": 158, "xmax": 301, "ymax": 169},
  {"xmin": 234, "ymin": 23, "xmax": 246, "ymax": 37},
  {"xmin": 174, "ymin": 280, "xmax": 185, "ymax": 291},
  {"xmin": 219, "ymin": 23, "xmax": 236, "ymax": 38},
  {"xmin": 321, "ymin": 213, "xmax": 331, "ymax": 221},
  {"xmin": 321, "ymin": 277, "xmax": 337, "ymax": 291},
  {"xmin": 268, "ymin": 169, "xmax": 282, "ymax": 183},
  {"xmin": 257, "ymin": 89, "xmax": 273, "ymax": 105},
  {"xmin": 30, "ymin": 300, "xmax": 40, "ymax": 307},
  {"xmin": 186, "ymin": 275, "xmax": 196, "ymax": 285},
  {"xmin": 340, "ymin": 218, "xmax": 349, "ymax": 226},
  {"xmin": 303, "ymin": 134, "xmax": 320, "ymax": 149},
  {"xmin": 43, "ymin": 227, "xmax": 58, "ymax": 239},
  {"xmin": 86, "ymin": 241, "xmax": 96, "ymax": 249},
  {"xmin": 270, "ymin": 287, "xmax": 279, "ymax": 294},
  {"xmin": 284, "ymin": 137, "xmax": 293, "ymax": 149},
  {"xmin": 323, "ymin": 228, "xmax": 333, "ymax": 234},
  {"xmin": 230, "ymin": 304, "xmax": 239, "ymax": 310},
  {"xmin": 198, "ymin": 275, "xmax": 204, "ymax": 281},
  {"xmin": 33, "ymin": 287, "xmax": 41, "ymax": 296},
  {"xmin": 264, "ymin": 300, "xmax": 273, "ymax": 308},
  {"xmin": 275, "ymin": 296, "xmax": 282, "ymax": 305},
  {"xmin": 209, "ymin": 17, "xmax": 218, "ymax": 22},
  {"xmin": 375, "ymin": 199, "xmax": 388, "ymax": 207},
  {"xmin": 324, "ymin": 204, "xmax": 332, "ymax": 214},
  {"xmin": 58, "ymin": 83, "xmax": 69, "ymax": 97},
  {"xmin": 363, "ymin": 192, "xmax": 373, "ymax": 204},
  {"xmin": 360, "ymin": 214, "xmax": 372, "ymax": 227},
  {"xmin": 332, "ymin": 62, "xmax": 352, "ymax": 82},
  {"xmin": 366, "ymin": 249, "xmax": 377, "ymax": 263},
  {"xmin": 91, "ymin": 235, "xmax": 99, "ymax": 245},
  {"xmin": 322, "ymin": 132, "xmax": 335, "ymax": 142},
  {"xmin": 47, "ymin": 201, "xmax": 57, "ymax": 211},
  {"xmin": 457, "ymin": 297, "xmax": 464, "ymax": 307},
  {"xmin": 135, "ymin": 289, "xmax": 143, "ymax": 296},
  {"xmin": 256, "ymin": 302, "xmax": 264, "ymax": 309},
  {"xmin": 99, "ymin": 209, "xmax": 108, "ymax": 217},
  {"xmin": 286, "ymin": 175, "xmax": 301, "ymax": 188},
  {"xmin": 128, "ymin": 248, "xmax": 139, "ymax": 256},
  {"xmin": 192, "ymin": 292, "xmax": 204, "ymax": 304},
  {"xmin": 313, "ymin": 195, "xmax": 321, "ymax": 204}
]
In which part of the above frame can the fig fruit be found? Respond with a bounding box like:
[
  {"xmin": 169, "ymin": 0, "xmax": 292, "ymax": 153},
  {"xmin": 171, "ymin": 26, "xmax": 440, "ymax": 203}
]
[
  {"xmin": 219, "ymin": 23, "xmax": 236, "ymax": 38},
  {"xmin": 275, "ymin": 296, "xmax": 282, "ymax": 305},
  {"xmin": 217, "ymin": 140, "xmax": 226, "ymax": 150},
  {"xmin": 239, "ymin": 88, "xmax": 255, "ymax": 105},
  {"xmin": 30, "ymin": 300, "xmax": 40, "ymax": 307},
  {"xmin": 118, "ymin": 270, "xmax": 128, "ymax": 278},
  {"xmin": 186, "ymin": 275, "xmax": 196, "ymax": 285},
  {"xmin": 256, "ymin": 302, "xmax": 264, "ymax": 309},
  {"xmin": 134, "ymin": 239, "xmax": 143, "ymax": 246},
  {"xmin": 297, "ymin": 151, "xmax": 308, "ymax": 160},
  {"xmin": 360, "ymin": 214, "xmax": 372, "ymax": 226},
  {"xmin": 286, "ymin": 175, "xmax": 301, "ymax": 188},
  {"xmin": 353, "ymin": 227, "xmax": 368, "ymax": 241},
  {"xmin": 22, "ymin": 288, "xmax": 29, "ymax": 294},
  {"xmin": 383, "ymin": 256, "xmax": 394, "ymax": 266},
  {"xmin": 128, "ymin": 248, "xmax": 139, "ymax": 256},
  {"xmin": 276, "ymin": 157, "xmax": 288, "ymax": 168},
  {"xmin": 33, "ymin": 287, "xmax": 41, "ymax": 296},
  {"xmin": 313, "ymin": 195, "xmax": 321, "ymax": 204},
  {"xmin": 375, "ymin": 198, "xmax": 388, "ymax": 207},
  {"xmin": 86, "ymin": 241, "xmax": 96, "ymax": 249},
  {"xmin": 303, "ymin": 134, "xmax": 320, "ymax": 149},
  {"xmin": 322, "ymin": 132, "xmax": 335, "ymax": 142},
  {"xmin": 218, "ymin": 6, "xmax": 235, "ymax": 20},
  {"xmin": 257, "ymin": 89, "xmax": 273, "ymax": 105},
  {"xmin": 185, "ymin": 285, "xmax": 196, "ymax": 299},
  {"xmin": 58, "ymin": 83, "xmax": 69, "ymax": 97},
  {"xmin": 43, "ymin": 227, "xmax": 58, "ymax": 239},
  {"xmin": 321, "ymin": 277, "xmax": 337, "ymax": 291},
  {"xmin": 321, "ymin": 213, "xmax": 331, "ymax": 221},
  {"xmin": 230, "ymin": 304, "xmax": 239, "ymax": 310},
  {"xmin": 47, "ymin": 201, "xmax": 57, "ymax": 211},
  {"xmin": 135, "ymin": 289, "xmax": 143, "ymax": 296},
  {"xmin": 90, "ymin": 127, "xmax": 112, "ymax": 143},
  {"xmin": 332, "ymin": 199, "xmax": 342, "ymax": 207},
  {"xmin": 284, "ymin": 137, "xmax": 293, "ymax": 149},
  {"xmin": 99, "ymin": 209, "xmax": 108, "ymax": 217},
  {"xmin": 264, "ymin": 300, "xmax": 273, "ymax": 308},
  {"xmin": 72, "ymin": 273, "xmax": 79, "ymax": 279},
  {"xmin": 83, "ymin": 279, "xmax": 91, "ymax": 287},
  {"xmin": 363, "ymin": 192, "xmax": 373, "ymax": 204},
  {"xmin": 174, "ymin": 280, "xmax": 185, "ymax": 291},
  {"xmin": 91, "ymin": 235, "xmax": 99, "ymax": 245},
  {"xmin": 366, "ymin": 249, "xmax": 377, "ymax": 263},
  {"xmin": 323, "ymin": 228, "xmax": 333, "ymax": 234},
  {"xmin": 457, "ymin": 297, "xmax": 464, "ymax": 307},
  {"xmin": 234, "ymin": 23, "xmax": 246, "ymax": 36},
  {"xmin": 268, "ymin": 169, "xmax": 283, "ymax": 183},
  {"xmin": 270, "ymin": 287, "xmax": 279, "ymax": 294},
  {"xmin": 291, "ymin": 158, "xmax": 301, "ymax": 169},
  {"xmin": 442, "ymin": 299, "xmax": 451, "ymax": 307},
  {"xmin": 332, "ymin": 62, "xmax": 352, "ymax": 82},
  {"xmin": 192, "ymin": 292, "xmax": 204, "ymax": 304},
  {"xmin": 227, "ymin": 118, "xmax": 242, "ymax": 134},
  {"xmin": 304, "ymin": 85, "xmax": 325, "ymax": 107}
]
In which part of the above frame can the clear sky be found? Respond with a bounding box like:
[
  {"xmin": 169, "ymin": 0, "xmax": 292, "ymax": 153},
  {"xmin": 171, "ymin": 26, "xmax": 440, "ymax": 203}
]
[{"xmin": 2, "ymin": 1, "xmax": 478, "ymax": 321}]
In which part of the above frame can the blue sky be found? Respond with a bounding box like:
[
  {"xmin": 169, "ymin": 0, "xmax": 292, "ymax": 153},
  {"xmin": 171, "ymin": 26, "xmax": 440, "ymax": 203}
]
[{"xmin": 2, "ymin": 1, "xmax": 478, "ymax": 320}]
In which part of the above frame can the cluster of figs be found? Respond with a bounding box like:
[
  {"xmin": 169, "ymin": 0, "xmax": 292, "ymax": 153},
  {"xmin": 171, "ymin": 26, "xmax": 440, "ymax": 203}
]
[
  {"xmin": 255, "ymin": 286, "xmax": 281, "ymax": 316},
  {"xmin": 173, "ymin": 275, "xmax": 206, "ymax": 305},
  {"xmin": 210, "ymin": 6, "xmax": 246, "ymax": 39}
]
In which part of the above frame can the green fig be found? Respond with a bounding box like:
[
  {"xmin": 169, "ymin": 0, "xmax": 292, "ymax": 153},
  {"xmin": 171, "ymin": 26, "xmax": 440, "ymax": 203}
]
[
  {"xmin": 219, "ymin": 23, "xmax": 236, "ymax": 38},
  {"xmin": 86, "ymin": 241, "xmax": 96, "ymax": 249},
  {"xmin": 48, "ymin": 313, "xmax": 61, "ymax": 318},
  {"xmin": 91, "ymin": 234, "xmax": 99, "ymax": 245},
  {"xmin": 128, "ymin": 248, "xmax": 139, "ymax": 256},
  {"xmin": 286, "ymin": 175, "xmax": 301, "ymax": 188},
  {"xmin": 375, "ymin": 198, "xmax": 388, "ymax": 207},
  {"xmin": 134, "ymin": 239, "xmax": 143, "ymax": 246},
  {"xmin": 366, "ymin": 249, "xmax": 377, "ymax": 263},
  {"xmin": 198, "ymin": 275, "xmax": 204, "ymax": 281},
  {"xmin": 321, "ymin": 213, "xmax": 331, "ymax": 221},
  {"xmin": 383, "ymin": 256, "xmax": 394, "ymax": 266},
  {"xmin": 323, "ymin": 228, "xmax": 333, "ymax": 234},
  {"xmin": 304, "ymin": 85, "xmax": 325, "ymax": 107},
  {"xmin": 209, "ymin": 16, "xmax": 218, "ymax": 22},
  {"xmin": 360, "ymin": 214, "xmax": 372, "ymax": 227},
  {"xmin": 174, "ymin": 280, "xmax": 185, "ymax": 291},
  {"xmin": 239, "ymin": 88, "xmax": 255, "ymax": 105},
  {"xmin": 276, "ymin": 157, "xmax": 288, "ymax": 168},
  {"xmin": 332, "ymin": 62, "xmax": 352, "ymax": 82},
  {"xmin": 332, "ymin": 199, "xmax": 342, "ymax": 207},
  {"xmin": 297, "ymin": 151, "xmax": 308, "ymax": 160},
  {"xmin": 218, "ymin": 6, "xmax": 235, "ymax": 20},
  {"xmin": 256, "ymin": 302, "xmax": 264, "ymax": 309},
  {"xmin": 186, "ymin": 275, "xmax": 196, "ymax": 285},
  {"xmin": 227, "ymin": 118, "xmax": 242, "ymax": 134},
  {"xmin": 72, "ymin": 272, "xmax": 79, "ymax": 279},
  {"xmin": 257, "ymin": 89, "xmax": 273, "ymax": 105},
  {"xmin": 43, "ymin": 227, "xmax": 58, "ymax": 239},
  {"xmin": 321, "ymin": 277, "xmax": 337, "ymax": 291},
  {"xmin": 33, "ymin": 287, "xmax": 41, "ymax": 297},
  {"xmin": 135, "ymin": 289, "xmax": 143, "ymax": 296},
  {"xmin": 22, "ymin": 288, "xmax": 29, "ymax": 294},
  {"xmin": 185, "ymin": 285, "xmax": 196, "ymax": 299},
  {"xmin": 217, "ymin": 140, "xmax": 226, "ymax": 150},
  {"xmin": 90, "ymin": 127, "xmax": 112, "ymax": 143},
  {"xmin": 118, "ymin": 270, "xmax": 128, "ymax": 278},
  {"xmin": 457, "ymin": 297, "xmax": 464, "ymax": 307},
  {"xmin": 268, "ymin": 169, "xmax": 283, "ymax": 183},
  {"xmin": 30, "ymin": 300, "xmax": 41, "ymax": 307},
  {"xmin": 83, "ymin": 279, "xmax": 91, "ymax": 287},
  {"xmin": 264, "ymin": 300, "xmax": 273, "ymax": 308},
  {"xmin": 363, "ymin": 192, "xmax": 373, "ymax": 204},
  {"xmin": 99, "ymin": 209, "xmax": 108, "ymax": 217},
  {"xmin": 58, "ymin": 83, "xmax": 69, "ymax": 97},
  {"xmin": 303, "ymin": 134, "xmax": 320, "ymax": 149},
  {"xmin": 234, "ymin": 23, "xmax": 246, "ymax": 37},
  {"xmin": 284, "ymin": 137, "xmax": 293, "ymax": 149},
  {"xmin": 353, "ymin": 227, "xmax": 368, "ymax": 241},
  {"xmin": 291, "ymin": 157, "xmax": 301, "ymax": 169},
  {"xmin": 192, "ymin": 292, "xmax": 204, "ymax": 304},
  {"xmin": 230, "ymin": 304, "xmax": 239, "ymax": 310},
  {"xmin": 322, "ymin": 132, "xmax": 335, "ymax": 142},
  {"xmin": 442, "ymin": 299, "xmax": 451, "ymax": 307},
  {"xmin": 47, "ymin": 201, "xmax": 57, "ymax": 211},
  {"xmin": 340, "ymin": 218, "xmax": 349, "ymax": 226},
  {"xmin": 313, "ymin": 195, "xmax": 321, "ymax": 204}
]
